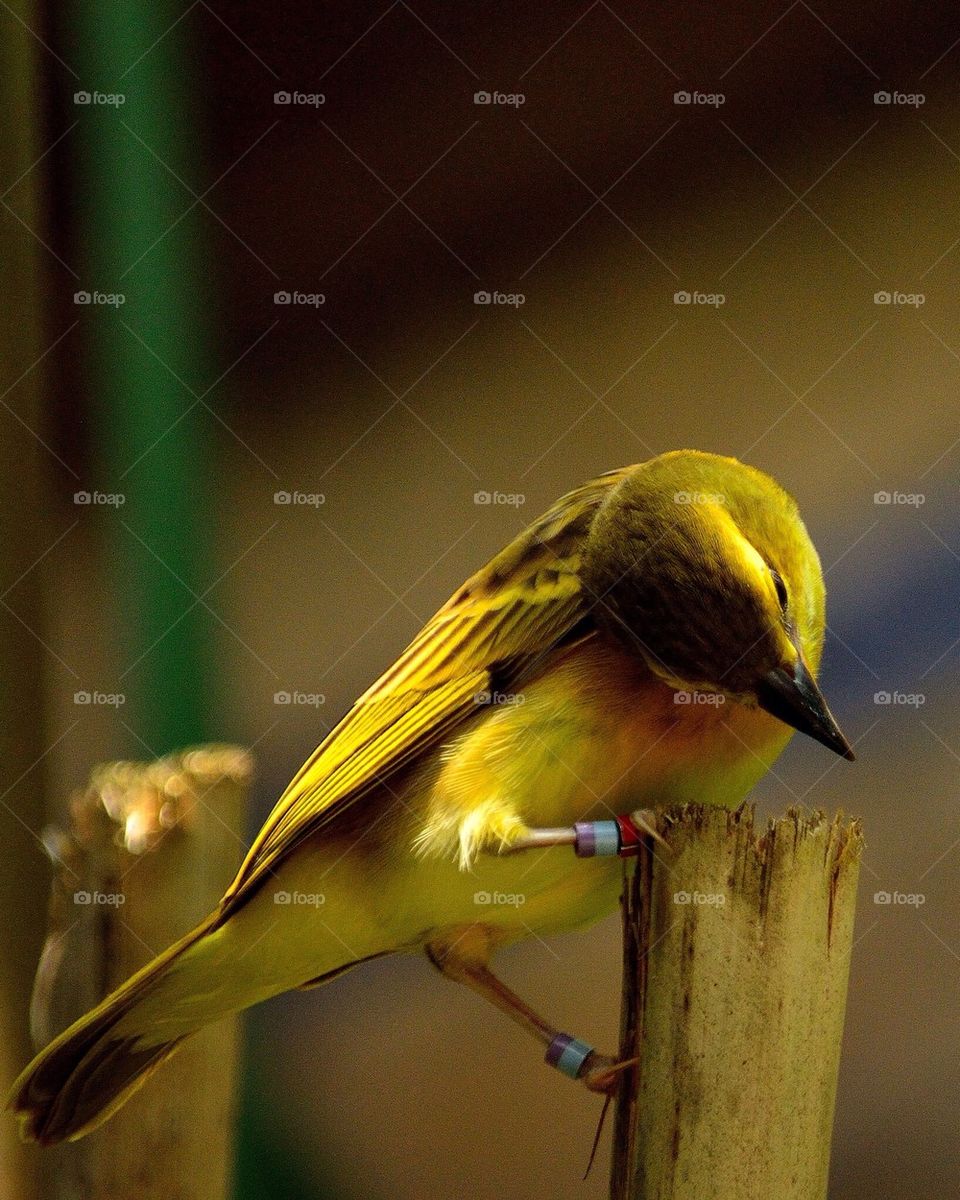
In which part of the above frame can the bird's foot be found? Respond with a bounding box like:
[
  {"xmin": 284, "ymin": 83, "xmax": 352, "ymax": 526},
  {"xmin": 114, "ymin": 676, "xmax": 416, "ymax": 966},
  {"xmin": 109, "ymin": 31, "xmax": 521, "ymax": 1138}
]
[
  {"xmin": 580, "ymin": 1051, "xmax": 639, "ymax": 1096},
  {"xmin": 544, "ymin": 1034, "xmax": 637, "ymax": 1094},
  {"xmin": 628, "ymin": 808, "xmax": 667, "ymax": 847}
]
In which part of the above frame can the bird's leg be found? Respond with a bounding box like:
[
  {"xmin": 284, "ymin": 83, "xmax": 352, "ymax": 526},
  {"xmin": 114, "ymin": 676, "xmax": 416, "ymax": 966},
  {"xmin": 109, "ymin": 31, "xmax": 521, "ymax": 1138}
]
[
  {"xmin": 496, "ymin": 808, "xmax": 666, "ymax": 856},
  {"xmin": 425, "ymin": 929, "xmax": 637, "ymax": 1095}
]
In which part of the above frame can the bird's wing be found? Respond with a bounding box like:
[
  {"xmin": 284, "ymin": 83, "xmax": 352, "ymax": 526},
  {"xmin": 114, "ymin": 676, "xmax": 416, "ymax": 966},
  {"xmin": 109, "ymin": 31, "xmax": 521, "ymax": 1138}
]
[{"xmin": 220, "ymin": 467, "xmax": 633, "ymax": 910}]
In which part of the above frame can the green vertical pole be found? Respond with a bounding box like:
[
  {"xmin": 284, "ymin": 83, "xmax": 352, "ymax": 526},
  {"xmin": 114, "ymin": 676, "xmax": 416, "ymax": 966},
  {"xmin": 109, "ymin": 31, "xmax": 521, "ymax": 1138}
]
[
  {"xmin": 70, "ymin": 0, "xmax": 213, "ymax": 754},
  {"xmin": 69, "ymin": 9, "xmax": 326, "ymax": 1197}
]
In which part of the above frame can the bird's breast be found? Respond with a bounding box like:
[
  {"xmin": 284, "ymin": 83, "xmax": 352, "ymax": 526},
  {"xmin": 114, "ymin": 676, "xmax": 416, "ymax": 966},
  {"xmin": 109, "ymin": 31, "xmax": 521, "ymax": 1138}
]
[
  {"xmin": 435, "ymin": 635, "xmax": 792, "ymax": 831},
  {"xmin": 391, "ymin": 636, "xmax": 794, "ymax": 944}
]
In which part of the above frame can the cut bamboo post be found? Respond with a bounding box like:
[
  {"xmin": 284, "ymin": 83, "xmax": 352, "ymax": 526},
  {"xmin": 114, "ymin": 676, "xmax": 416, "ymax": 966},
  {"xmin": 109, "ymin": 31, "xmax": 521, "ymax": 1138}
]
[
  {"xmin": 31, "ymin": 746, "xmax": 251, "ymax": 1200},
  {"xmin": 610, "ymin": 804, "xmax": 863, "ymax": 1200}
]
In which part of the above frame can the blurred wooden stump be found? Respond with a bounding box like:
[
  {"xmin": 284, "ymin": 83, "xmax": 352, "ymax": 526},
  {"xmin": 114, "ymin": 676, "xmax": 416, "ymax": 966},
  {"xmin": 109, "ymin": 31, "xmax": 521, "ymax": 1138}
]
[{"xmin": 32, "ymin": 746, "xmax": 251, "ymax": 1200}]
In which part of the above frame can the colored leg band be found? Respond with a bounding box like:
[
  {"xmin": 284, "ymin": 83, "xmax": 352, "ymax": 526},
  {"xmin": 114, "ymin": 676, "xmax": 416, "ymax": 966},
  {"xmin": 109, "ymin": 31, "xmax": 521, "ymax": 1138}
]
[
  {"xmin": 574, "ymin": 816, "xmax": 645, "ymax": 858},
  {"xmin": 545, "ymin": 1033, "xmax": 594, "ymax": 1079}
]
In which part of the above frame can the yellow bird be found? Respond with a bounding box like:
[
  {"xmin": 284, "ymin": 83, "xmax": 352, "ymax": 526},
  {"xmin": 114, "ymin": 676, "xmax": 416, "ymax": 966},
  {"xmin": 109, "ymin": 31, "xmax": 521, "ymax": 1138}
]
[{"xmin": 10, "ymin": 450, "xmax": 853, "ymax": 1143}]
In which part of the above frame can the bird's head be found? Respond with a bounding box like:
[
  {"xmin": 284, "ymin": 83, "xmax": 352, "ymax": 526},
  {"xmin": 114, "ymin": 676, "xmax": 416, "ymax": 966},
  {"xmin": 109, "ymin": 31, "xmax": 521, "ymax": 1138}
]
[{"xmin": 582, "ymin": 450, "xmax": 854, "ymax": 759}]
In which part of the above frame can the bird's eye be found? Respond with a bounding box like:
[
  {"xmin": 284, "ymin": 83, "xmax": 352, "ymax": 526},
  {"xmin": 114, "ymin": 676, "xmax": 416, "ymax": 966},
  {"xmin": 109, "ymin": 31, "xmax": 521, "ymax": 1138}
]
[{"xmin": 771, "ymin": 569, "xmax": 788, "ymax": 610}]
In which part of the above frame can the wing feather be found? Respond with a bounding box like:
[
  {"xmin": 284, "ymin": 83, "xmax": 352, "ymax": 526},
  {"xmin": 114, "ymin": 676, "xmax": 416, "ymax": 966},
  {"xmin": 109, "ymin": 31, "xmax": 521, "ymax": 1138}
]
[{"xmin": 220, "ymin": 466, "xmax": 633, "ymax": 909}]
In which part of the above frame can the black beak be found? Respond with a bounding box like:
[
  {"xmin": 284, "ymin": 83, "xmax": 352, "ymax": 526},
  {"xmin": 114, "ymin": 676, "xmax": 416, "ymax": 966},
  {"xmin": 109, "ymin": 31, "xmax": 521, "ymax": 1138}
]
[{"xmin": 755, "ymin": 658, "xmax": 855, "ymax": 761}]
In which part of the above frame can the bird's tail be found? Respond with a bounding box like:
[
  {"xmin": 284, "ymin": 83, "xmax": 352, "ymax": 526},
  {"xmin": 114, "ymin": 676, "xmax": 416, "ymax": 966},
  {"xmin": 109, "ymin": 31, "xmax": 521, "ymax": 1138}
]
[{"xmin": 8, "ymin": 912, "xmax": 220, "ymax": 1145}]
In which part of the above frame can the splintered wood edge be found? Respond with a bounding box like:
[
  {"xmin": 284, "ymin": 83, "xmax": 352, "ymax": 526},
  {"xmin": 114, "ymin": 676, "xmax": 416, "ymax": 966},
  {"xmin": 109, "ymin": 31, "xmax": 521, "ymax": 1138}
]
[
  {"xmin": 649, "ymin": 804, "xmax": 864, "ymax": 952},
  {"xmin": 60, "ymin": 744, "xmax": 253, "ymax": 857},
  {"xmin": 655, "ymin": 802, "xmax": 864, "ymax": 867}
]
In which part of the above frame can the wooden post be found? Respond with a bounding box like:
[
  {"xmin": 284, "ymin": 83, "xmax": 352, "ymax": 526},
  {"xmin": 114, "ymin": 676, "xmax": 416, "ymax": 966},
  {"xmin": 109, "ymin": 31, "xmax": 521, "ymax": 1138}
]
[
  {"xmin": 610, "ymin": 805, "xmax": 863, "ymax": 1200},
  {"xmin": 31, "ymin": 746, "xmax": 251, "ymax": 1200}
]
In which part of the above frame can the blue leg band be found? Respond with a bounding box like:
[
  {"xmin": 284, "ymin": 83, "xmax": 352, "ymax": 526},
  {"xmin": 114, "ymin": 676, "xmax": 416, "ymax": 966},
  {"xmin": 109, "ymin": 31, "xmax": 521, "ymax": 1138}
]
[
  {"xmin": 574, "ymin": 820, "xmax": 621, "ymax": 857},
  {"xmin": 545, "ymin": 1033, "xmax": 595, "ymax": 1079}
]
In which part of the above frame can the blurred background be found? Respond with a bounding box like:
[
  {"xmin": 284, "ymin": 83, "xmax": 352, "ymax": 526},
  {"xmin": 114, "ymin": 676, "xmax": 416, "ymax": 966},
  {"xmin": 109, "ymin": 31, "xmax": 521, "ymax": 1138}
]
[{"xmin": 2, "ymin": 2, "xmax": 959, "ymax": 1197}]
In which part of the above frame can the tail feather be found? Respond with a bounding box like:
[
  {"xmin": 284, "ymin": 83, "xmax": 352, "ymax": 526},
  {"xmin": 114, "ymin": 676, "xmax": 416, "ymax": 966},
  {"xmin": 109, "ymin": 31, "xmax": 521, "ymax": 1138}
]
[{"xmin": 8, "ymin": 912, "xmax": 217, "ymax": 1144}]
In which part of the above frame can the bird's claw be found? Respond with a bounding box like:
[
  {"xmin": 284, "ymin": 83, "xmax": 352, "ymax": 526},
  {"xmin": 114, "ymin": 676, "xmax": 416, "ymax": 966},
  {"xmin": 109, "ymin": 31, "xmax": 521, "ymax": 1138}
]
[
  {"xmin": 629, "ymin": 808, "xmax": 668, "ymax": 848},
  {"xmin": 580, "ymin": 1051, "xmax": 639, "ymax": 1096}
]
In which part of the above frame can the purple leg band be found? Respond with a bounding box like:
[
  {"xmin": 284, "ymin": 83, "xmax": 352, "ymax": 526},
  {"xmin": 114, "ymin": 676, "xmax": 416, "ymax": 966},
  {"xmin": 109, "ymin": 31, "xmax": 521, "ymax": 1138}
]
[
  {"xmin": 574, "ymin": 822, "xmax": 595, "ymax": 857},
  {"xmin": 545, "ymin": 1032, "xmax": 594, "ymax": 1079},
  {"xmin": 574, "ymin": 820, "xmax": 621, "ymax": 857}
]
